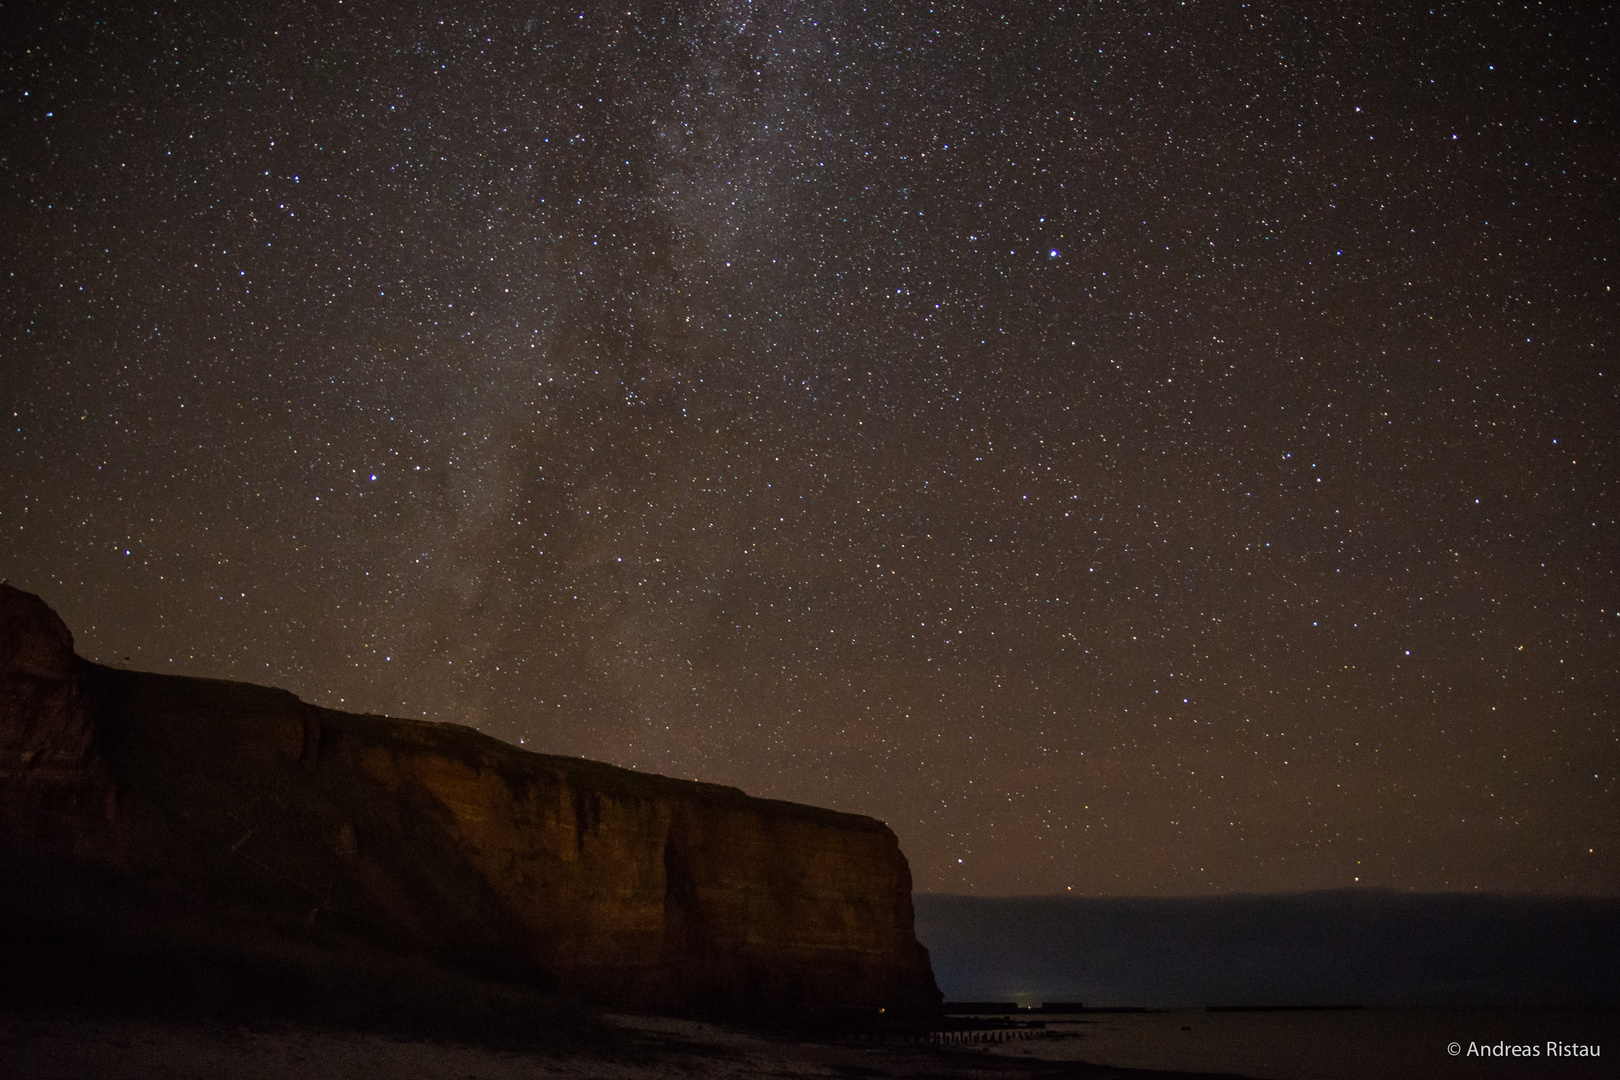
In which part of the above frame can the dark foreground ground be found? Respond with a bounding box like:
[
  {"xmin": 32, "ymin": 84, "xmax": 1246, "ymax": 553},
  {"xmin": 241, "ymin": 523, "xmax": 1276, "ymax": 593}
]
[
  {"xmin": 0, "ymin": 1010, "xmax": 1244, "ymax": 1080},
  {"xmin": 5, "ymin": 1006, "xmax": 1616, "ymax": 1080}
]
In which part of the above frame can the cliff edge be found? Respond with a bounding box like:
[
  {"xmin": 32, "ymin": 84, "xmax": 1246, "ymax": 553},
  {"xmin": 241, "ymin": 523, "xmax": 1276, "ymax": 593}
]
[{"xmin": 0, "ymin": 584, "xmax": 941, "ymax": 1023}]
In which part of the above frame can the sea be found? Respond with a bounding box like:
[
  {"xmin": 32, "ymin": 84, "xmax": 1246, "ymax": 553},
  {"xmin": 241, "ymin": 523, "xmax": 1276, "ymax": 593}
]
[{"xmin": 916, "ymin": 890, "xmax": 1619, "ymax": 1079}]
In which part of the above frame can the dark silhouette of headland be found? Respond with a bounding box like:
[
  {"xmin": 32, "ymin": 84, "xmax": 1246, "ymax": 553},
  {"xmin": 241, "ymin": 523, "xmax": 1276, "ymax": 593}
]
[{"xmin": 0, "ymin": 583, "xmax": 941, "ymax": 1039}]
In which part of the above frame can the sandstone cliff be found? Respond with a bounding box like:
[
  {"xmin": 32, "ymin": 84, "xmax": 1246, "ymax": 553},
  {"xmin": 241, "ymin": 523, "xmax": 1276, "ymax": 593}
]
[{"xmin": 0, "ymin": 584, "xmax": 940, "ymax": 1022}]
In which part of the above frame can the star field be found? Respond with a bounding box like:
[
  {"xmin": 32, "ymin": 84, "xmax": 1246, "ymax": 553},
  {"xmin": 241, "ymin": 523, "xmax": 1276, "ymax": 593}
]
[{"xmin": 3, "ymin": 0, "xmax": 1615, "ymax": 896}]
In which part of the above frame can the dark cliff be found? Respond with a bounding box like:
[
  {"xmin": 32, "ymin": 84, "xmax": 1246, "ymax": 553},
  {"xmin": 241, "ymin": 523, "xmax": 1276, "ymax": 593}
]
[{"xmin": 0, "ymin": 584, "xmax": 941, "ymax": 1023}]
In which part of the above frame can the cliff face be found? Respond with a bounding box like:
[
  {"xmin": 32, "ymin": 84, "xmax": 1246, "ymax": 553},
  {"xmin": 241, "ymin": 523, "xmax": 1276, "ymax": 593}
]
[
  {"xmin": 0, "ymin": 586, "xmax": 105, "ymax": 835},
  {"xmin": 0, "ymin": 584, "xmax": 940, "ymax": 1020}
]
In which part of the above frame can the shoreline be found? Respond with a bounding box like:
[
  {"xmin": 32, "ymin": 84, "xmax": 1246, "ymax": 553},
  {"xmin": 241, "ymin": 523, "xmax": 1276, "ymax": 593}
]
[{"xmin": 4, "ymin": 1004, "xmax": 1614, "ymax": 1080}]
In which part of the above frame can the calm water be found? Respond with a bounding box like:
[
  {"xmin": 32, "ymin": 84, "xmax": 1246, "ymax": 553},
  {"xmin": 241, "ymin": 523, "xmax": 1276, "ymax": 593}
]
[
  {"xmin": 982, "ymin": 1008, "xmax": 1617, "ymax": 1080},
  {"xmin": 914, "ymin": 893, "xmax": 1620, "ymax": 1012}
]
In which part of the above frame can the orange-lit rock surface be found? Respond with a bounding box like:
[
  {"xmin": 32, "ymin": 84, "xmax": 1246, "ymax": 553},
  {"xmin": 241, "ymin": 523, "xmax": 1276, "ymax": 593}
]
[{"xmin": 0, "ymin": 584, "xmax": 940, "ymax": 1020}]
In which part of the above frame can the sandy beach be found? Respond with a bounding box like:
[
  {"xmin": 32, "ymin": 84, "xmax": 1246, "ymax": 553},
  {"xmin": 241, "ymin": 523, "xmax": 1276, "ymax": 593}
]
[
  {"xmin": 3, "ymin": 1006, "xmax": 1612, "ymax": 1080},
  {"xmin": 0, "ymin": 1010, "xmax": 1229, "ymax": 1080},
  {"xmin": 0, "ymin": 1003, "xmax": 1613, "ymax": 1075}
]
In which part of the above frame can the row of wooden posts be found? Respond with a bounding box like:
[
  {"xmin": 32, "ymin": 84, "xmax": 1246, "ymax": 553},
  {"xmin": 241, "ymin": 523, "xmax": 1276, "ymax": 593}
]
[
  {"xmin": 930, "ymin": 1027, "xmax": 1039, "ymax": 1045},
  {"xmin": 850, "ymin": 1026, "xmax": 1041, "ymax": 1045}
]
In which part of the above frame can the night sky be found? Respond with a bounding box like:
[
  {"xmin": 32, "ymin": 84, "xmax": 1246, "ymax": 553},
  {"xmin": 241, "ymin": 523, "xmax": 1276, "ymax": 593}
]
[{"xmin": 3, "ymin": 1, "xmax": 1614, "ymax": 897}]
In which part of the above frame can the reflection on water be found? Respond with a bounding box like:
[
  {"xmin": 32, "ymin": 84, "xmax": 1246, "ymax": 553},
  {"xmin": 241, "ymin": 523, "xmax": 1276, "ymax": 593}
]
[{"xmin": 983, "ymin": 1007, "xmax": 1616, "ymax": 1080}]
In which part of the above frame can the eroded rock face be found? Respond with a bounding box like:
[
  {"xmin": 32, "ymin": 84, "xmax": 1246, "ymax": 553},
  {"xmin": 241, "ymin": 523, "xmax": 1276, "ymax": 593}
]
[
  {"xmin": 0, "ymin": 585, "xmax": 940, "ymax": 1020},
  {"xmin": 0, "ymin": 585, "xmax": 99, "ymax": 812},
  {"xmin": 336, "ymin": 717, "xmax": 935, "ymax": 1015}
]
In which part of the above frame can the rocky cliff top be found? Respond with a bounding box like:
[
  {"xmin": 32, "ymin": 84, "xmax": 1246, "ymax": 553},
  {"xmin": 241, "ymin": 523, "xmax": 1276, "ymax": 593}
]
[{"xmin": 0, "ymin": 582, "xmax": 76, "ymax": 680}]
